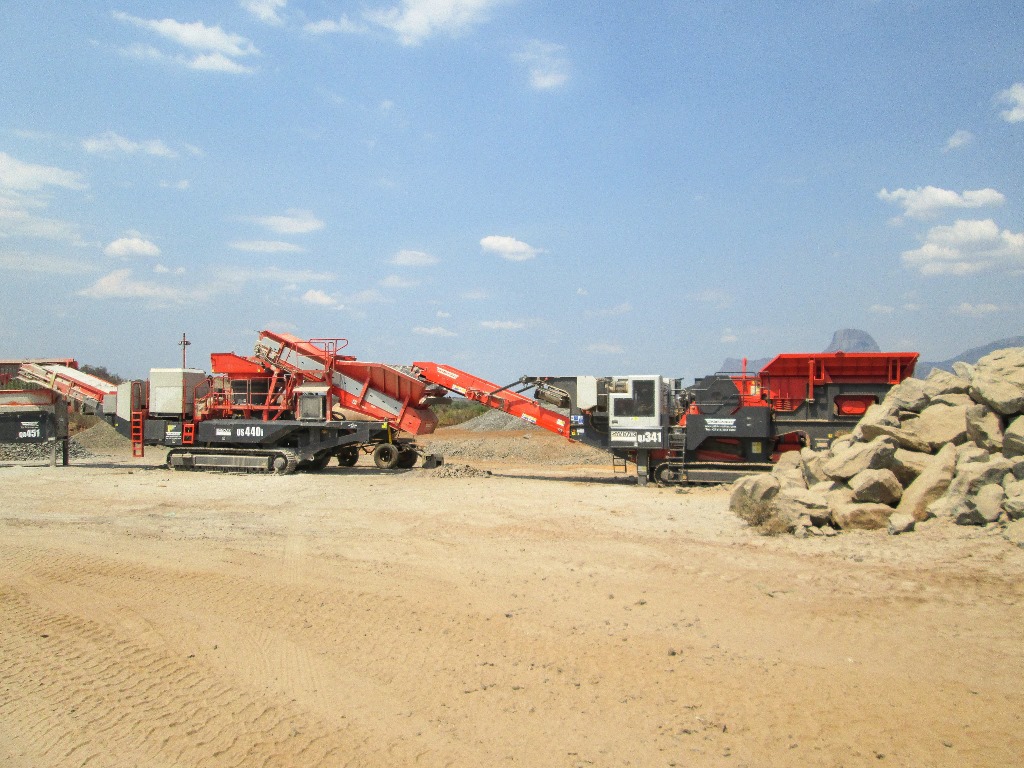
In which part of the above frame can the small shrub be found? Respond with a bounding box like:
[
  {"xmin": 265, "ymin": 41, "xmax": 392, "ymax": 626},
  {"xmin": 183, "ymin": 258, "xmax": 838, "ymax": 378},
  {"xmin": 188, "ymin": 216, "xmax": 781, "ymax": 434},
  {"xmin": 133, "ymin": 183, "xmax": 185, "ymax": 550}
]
[
  {"xmin": 429, "ymin": 398, "xmax": 489, "ymax": 427},
  {"xmin": 732, "ymin": 496, "xmax": 790, "ymax": 536}
]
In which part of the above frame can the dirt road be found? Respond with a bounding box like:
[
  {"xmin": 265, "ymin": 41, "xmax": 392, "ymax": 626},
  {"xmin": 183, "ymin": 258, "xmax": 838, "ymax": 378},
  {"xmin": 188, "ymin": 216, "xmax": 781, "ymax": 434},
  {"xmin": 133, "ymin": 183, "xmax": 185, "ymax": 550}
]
[{"xmin": 2, "ymin": 448, "xmax": 1023, "ymax": 767}]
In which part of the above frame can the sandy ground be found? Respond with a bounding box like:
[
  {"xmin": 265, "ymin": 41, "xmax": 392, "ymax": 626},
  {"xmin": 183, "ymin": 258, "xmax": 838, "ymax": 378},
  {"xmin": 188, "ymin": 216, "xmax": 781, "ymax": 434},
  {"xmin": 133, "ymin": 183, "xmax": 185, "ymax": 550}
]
[{"xmin": 2, "ymin": 434, "xmax": 1024, "ymax": 767}]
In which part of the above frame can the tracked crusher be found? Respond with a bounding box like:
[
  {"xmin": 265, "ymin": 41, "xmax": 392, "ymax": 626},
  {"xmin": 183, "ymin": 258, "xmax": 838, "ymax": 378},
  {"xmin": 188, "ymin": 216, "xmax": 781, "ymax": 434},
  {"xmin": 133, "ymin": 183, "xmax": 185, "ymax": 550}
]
[{"xmin": 7, "ymin": 331, "xmax": 918, "ymax": 483}]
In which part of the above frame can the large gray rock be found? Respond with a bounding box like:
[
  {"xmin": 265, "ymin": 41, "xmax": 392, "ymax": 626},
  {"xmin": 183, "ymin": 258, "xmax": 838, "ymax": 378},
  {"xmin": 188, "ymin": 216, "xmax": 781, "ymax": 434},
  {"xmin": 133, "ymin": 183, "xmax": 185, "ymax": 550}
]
[
  {"xmin": 823, "ymin": 436, "xmax": 898, "ymax": 481},
  {"xmin": 966, "ymin": 404, "xmax": 1003, "ymax": 452},
  {"xmin": 1004, "ymin": 478, "xmax": 1024, "ymax": 497},
  {"xmin": 891, "ymin": 448, "xmax": 934, "ymax": 487},
  {"xmin": 774, "ymin": 488, "xmax": 831, "ymax": 528},
  {"xmin": 800, "ymin": 447, "xmax": 829, "ymax": 487},
  {"xmin": 882, "ymin": 377, "xmax": 931, "ymax": 414},
  {"xmin": 930, "ymin": 393, "xmax": 974, "ymax": 408},
  {"xmin": 1003, "ymin": 415, "xmax": 1024, "ymax": 459},
  {"xmin": 896, "ymin": 443, "xmax": 957, "ymax": 522},
  {"xmin": 952, "ymin": 361, "xmax": 975, "ymax": 381},
  {"xmin": 887, "ymin": 512, "xmax": 916, "ymax": 535},
  {"xmin": 922, "ymin": 368, "xmax": 971, "ymax": 398},
  {"xmin": 954, "ymin": 484, "xmax": 1005, "ymax": 526},
  {"xmin": 852, "ymin": 403, "xmax": 899, "ymax": 441},
  {"xmin": 969, "ymin": 348, "xmax": 1024, "ymax": 415},
  {"xmin": 1003, "ymin": 497, "xmax": 1024, "ymax": 521},
  {"xmin": 941, "ymin": 457, "xmax": 1014, "ymax": 524},
  {"xmin": 829, "ymin": 434, "xmax": 856, "ymax": 457},
  {"xmin": 905, "ymin": 403, "xmax": 969, "ymax": 450},
  {"xmin": 831, "ymin": 503, "xmax": 892, "ymax": 531},
  {"xmin": 849, "ymin": 468, "xmax": 903, "ymax": 505},
  {"xmin": 956, "ymin": 444, "xmax": 991, "ymax": 468},
  {"xmin": 1004, "ymin": 519, "xmax": 1024, "ymax": 548},
  {"xmin": 858, "ymin": 423, "xmax": 932, "ymax": 453},
  {"xmin": 729, "ymin": 473, "xmax": 781, "ymax": 513}
]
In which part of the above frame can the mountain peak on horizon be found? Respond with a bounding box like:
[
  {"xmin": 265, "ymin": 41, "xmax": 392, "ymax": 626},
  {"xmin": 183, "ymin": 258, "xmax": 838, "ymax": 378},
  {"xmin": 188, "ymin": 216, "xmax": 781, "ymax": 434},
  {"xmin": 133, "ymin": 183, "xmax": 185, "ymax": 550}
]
[{"xmin": 823, "ymin": 328, "xmax": 880, "ymax": 353}]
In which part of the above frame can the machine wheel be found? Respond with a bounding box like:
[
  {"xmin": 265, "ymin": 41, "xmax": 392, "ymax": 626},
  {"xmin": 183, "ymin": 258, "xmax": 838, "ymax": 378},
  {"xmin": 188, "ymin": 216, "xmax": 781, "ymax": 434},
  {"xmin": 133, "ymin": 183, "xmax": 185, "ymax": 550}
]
[
  {"xmin": 373, "ymin": 443, "xmax": 400, "ymax": 470},
  {"xmin": 272, "ymin": 454, "xmax": 290, "ymax": 474},
  {"xmin": 397, "ymin": 448, "xmax": 419, "ymax": 469},
  {"xmin": 307, "ymin": 452, "xmax": 332, "ymax": 472},
  {"xmin": 337, "ymin": 447, "xmax": 359, "ymax": 467},
  {"xmin": 654, "ymin": 464, "xmax": 678, "ymax": 486}
]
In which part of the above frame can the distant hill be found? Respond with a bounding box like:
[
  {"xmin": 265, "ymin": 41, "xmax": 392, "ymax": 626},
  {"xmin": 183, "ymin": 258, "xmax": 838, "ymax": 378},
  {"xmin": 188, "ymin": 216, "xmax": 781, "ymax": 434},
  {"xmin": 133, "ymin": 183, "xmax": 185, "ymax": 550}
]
[
  {"xmin": 823, "ymin": 329, "xmax": 880, "ymax": 353},
  {"xmin": 916, "ymin": 336, "xmax": 1024, "ymax": 376},
  {"xmin": 719, "ymin": 328, "xmax": 880, "ymax": 373}
]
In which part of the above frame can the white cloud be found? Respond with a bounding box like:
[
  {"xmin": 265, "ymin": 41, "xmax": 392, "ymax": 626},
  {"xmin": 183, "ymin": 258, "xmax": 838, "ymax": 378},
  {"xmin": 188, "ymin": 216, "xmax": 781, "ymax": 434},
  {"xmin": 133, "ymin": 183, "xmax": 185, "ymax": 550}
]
[
  {"xmin": 576, "ymin": 287, "xmax": 588, "ymax": 296},
  {"xmin": 78, "ymin": 268, "xmax": 191, "ymax": 305},
  {"xmin": 160, "ymin": 179, "xmax": 190, "ymax": 190},
  {"xmin": 436, "ymin": 310, "xmax": 451, "ymax": 318},
  {"xmin": 104, "ymin": 235, "xmax": 161, "ymax": 258},
  {"xmin": 248, "ymin": 209, "xmax": 324, "ymax": 234},
  {"xmin": 390, "ymin": 249, "xmax": 438, "ymax": 266},
  {"xmin": 304, "ymin": 15, "xmax": 369, "ymax": 35},
  {"xmin": 347, "ymin": 288, "xmax": 389, "ymax": 305},
  {"xmin": 514, "ymin": 40, "xmax": 570, "ymax": 90},
  {"xmin": 996, "ymin": 82, "xmax": 1024, "ymax": 123},
  {"xmin": 901, "ymin": 218, "xmax": 1024, "ymax": 275},
  {"xmin": 480, "ymin": 235, "xmax": 540, "ymax": 261},
  {"xmin": 82, "ymin": 131, "xmax": 176, "ymax": 157},
  {"xmin": 953, "ymin": 302, "xmax": 1001, "ymax": 317},
  {"xmin": 0, "ymin": 196, "xmax": 83, "ymax": 243},
  {"xmin": 114, "ymin": 12, "xmax": 258, "ymax": 73},
  {"xmin": 587, "ymin": 342, "xmax": 623, "ymax": 354},
  {"xmin": 690, "ymin": 289, "xmax": 732, "ymax": 310},
  {"xmin": 364, "ymin": 0, "xmax": 504, "ymax": 46},
  {"xmin": 587, "ymin": 302, "xmax": 631, "ymax": 317},
  {"xmin": 301, "ymin": 288, "xmax": 339, "ymax": 307},
  {"xmin": 413, "ymin": 326, "xmax": 456, "ymax": 337},
  {"xmin": 943, "ymin": 129, "xmax": 974, "ymax": 152},
  {"xmin": 216, "ymin": 266, "xmax": 334, "ymax": 285},
  {"xmin": 720, "ymin": 328, "xmax": 738, "ymax": 343},
  {"xmin": 380, "ymin": 274, "xmax": 417, "ymax": 288},
  {"xmin": 0, "ymin": 152, "xmax": 86, "ymax": 192},
  {"xmin": 903, "ymin": 303, "xmax": 921, "ymax": 312},
  {"xmin": 241, "ymin": 0, "xmax": 286, "ymax": 25},
  {"xmin": 188, "ymin": 53, "xmax": 254, "ymax": 74},
  {"xmin": 480, "ymin": 319, "xmax": 525, "ymax": 330},
  {"xmin": 153, "ymin": 264, "xmax": 185, "ymax": 275},
  {"xmin": 878, "ymin": 186, "xmax": 1005, "ymax": 220},
  {"xmin": 869, "ymin": 304, "xmax": 894, "ymax": 314},
  {"xmin": 0, "ymin": 251, "xmax": 97, "ymax": 275},
  {"xmin": 229, "ymin": 240, "xmax": 305, "ymax": 253}
]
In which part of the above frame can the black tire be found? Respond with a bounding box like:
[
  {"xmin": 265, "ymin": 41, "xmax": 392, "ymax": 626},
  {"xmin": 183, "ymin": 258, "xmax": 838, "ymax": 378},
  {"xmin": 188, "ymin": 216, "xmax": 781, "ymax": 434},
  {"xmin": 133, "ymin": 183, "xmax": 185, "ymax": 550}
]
[
  {"xmin": 307, "ymin": 452, "xmax": 332, "ymax": 472},
  {"xmin": 373, "ymin": 443, "xmax": 400, "ymax": 470},
  {"xmin": 397, "ymin": 449, "xmax": 419, "ymax": 469},
  {"xmin": 654, "ymin": 464, "xmax": 676, "ymax": 485},
  {"xmin": 337, "ymin": 447, "xmax": 359, "ymax": 467},
  {"xmin": 272, "ymin": 454, "xmax": 289, "ymax": 474}
]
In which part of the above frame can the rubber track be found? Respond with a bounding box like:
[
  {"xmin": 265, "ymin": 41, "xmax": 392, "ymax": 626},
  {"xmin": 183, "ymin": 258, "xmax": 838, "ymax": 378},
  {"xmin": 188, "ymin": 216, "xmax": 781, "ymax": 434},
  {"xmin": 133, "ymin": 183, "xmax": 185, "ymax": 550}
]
[{"xmin": 165, "ymin": 447, "xmax": 298, "ymax": 474}]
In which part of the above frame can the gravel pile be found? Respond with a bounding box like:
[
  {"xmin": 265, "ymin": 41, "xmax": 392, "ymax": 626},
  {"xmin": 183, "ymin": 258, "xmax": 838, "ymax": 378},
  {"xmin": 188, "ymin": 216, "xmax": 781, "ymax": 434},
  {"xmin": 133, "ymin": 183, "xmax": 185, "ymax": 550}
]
[
  {"xmin": 428, "ymin": 463, "xmax": 493, "ymax": 478},
  {"xmin": 0, "ymin": 420, "xmax": 131, "ymax": 463},
  {"xmin": 422, "ymin": 434, "xmax": 608, "ymax": 466},
  {"xmin": 454, "ymin": 410, "xmax": 541, "ymax": 432}
]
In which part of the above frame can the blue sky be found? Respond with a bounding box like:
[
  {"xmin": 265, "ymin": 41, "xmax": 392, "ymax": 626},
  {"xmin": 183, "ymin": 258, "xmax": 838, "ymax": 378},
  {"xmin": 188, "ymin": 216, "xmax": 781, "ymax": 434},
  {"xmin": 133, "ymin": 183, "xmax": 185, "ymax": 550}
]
[{"xmin": 1, "ymin": 1, "xmax": 1021, "ymax": 383}]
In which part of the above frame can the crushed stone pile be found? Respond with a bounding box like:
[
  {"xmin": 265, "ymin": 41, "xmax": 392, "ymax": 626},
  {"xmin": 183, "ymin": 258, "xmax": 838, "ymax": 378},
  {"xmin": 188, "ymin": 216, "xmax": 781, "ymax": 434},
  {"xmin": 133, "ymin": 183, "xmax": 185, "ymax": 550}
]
[
  {"xmin": 423, "ymin": 433, "xmax": 608, "ymax": 466},
  {"xmin": 731, "ymin": 347, "xmax": 1024, "ymax": 544},
  {"xmin": 428, "ymin": 463, "xmax": 493, "ymax": 479},
  {"xmin": 454, "ymin": 410, "xmax": 541, "ymax": 432},
  {"xmin": 0, "ymin": 420, "xmax": 131, "ymax": 464}
]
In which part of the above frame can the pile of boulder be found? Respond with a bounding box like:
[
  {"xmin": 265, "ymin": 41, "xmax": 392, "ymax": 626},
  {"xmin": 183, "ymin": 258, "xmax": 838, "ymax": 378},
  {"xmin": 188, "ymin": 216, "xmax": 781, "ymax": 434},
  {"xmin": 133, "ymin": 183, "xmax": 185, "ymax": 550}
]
[{"xmin": 730, "ymin": 347, "xmax": 1024, "ymax": 537}]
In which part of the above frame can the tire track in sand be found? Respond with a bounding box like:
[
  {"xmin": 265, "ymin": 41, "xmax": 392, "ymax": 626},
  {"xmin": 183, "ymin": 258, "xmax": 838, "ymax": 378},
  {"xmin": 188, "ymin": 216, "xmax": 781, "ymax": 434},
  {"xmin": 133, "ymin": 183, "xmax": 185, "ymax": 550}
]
[{"xmin": 0, "ymin": 576, "xmax": 365, "ymax": 767}]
